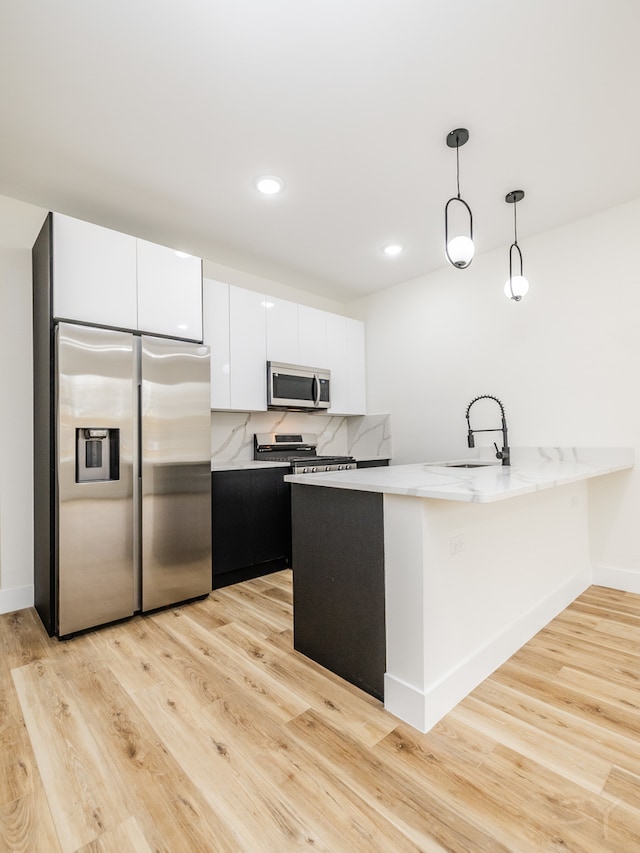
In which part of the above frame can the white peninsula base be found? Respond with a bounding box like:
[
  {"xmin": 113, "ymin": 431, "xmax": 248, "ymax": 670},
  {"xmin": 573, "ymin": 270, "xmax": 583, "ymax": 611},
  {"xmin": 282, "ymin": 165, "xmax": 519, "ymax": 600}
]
[{"xmin": 384, "ymin": 481, "xmax": 592, "ymax": 732}]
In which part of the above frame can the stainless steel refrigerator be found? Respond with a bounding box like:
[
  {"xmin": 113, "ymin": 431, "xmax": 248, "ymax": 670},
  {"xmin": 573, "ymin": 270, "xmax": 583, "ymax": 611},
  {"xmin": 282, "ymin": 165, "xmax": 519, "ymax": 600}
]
[{"xmin": 51, "ymin": 322, "xmax": 211, "ymax": 636}]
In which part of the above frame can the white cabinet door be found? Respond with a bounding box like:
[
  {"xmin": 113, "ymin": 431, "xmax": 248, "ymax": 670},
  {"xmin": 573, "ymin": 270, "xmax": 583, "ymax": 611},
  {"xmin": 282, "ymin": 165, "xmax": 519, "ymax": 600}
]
[
  {"xmin": 265, "ymin": 297, "xmax": 299, "ymax": 363},
  {"xmin": 326, "ymin": 314, "xmax": 366, "ymax": 415},
  {"xmin": 346, "ymin": 317, "xmax": 366, "ymax": 415},
  {"xmin": 229, "ymin": 285, "xmax": 267, "ymax": 411},
  {"xmin": 298, "ymin": 306, "xmax": 327, "ymax": 368},
  {"xmin": 52, "ymin": 213, "xmax": 138, "ymax": 329},
  {"xmin": 203, "ymin": 278, "xmax": 230, "ymax": 409},
  {"xmin": 137, "ymin": 239, "xmax": 203, "ymax": 341},
  {"xmin": 326, "ymin": 313, "xmax": 348, "ymax": 415}
]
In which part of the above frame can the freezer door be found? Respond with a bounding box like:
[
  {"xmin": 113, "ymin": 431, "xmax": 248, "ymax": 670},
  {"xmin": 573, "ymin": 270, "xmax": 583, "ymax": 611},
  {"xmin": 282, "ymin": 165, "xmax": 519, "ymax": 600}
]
[
  {"xmin": 57, "ymin": 323, "xmax": 136, "ymax": 635},
  {"xmin": 140, "ymin": 336, "xmax": 212, "ymax": 611}
]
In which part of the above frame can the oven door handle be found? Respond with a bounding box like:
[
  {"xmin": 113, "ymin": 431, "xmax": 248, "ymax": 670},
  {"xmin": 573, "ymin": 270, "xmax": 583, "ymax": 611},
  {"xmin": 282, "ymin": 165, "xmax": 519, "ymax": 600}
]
[{"xmin": 313, "ymin": 374, "xmax": 320, "ymax": 407}]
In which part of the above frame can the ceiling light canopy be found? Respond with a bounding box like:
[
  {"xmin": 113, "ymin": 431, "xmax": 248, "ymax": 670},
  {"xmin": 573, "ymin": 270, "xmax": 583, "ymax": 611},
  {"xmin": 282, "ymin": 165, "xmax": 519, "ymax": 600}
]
[
  {"xmin": 444, "ymin": 128, "xmax": 474, "ymax": 269},
  {"xmin": 504, "ymin": 190, "xmax": 529, "ymax": 302},
  {"xmin": 255, "ymin": 175, "xmax": 284, "ymax": 195}
]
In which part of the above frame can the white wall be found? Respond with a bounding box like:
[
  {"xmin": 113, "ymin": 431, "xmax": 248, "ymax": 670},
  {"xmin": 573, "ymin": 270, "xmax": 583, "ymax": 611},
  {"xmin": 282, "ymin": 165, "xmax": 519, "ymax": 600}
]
[
  {"xmin": 350, "ymin": 198, "xmax": 640, "ymax": 585},
  {"xmin": 0, "ymin": 249, "xmax": 34, "ymax": 612}
]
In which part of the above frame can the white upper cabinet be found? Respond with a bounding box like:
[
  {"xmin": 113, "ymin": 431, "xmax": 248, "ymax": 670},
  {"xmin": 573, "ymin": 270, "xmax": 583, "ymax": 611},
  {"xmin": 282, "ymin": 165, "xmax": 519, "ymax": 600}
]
[
  {"xmin": 265, "ymin": 297, "xmax": 299, "ymax": 364},
  {"xmin": 298, "ymin": 305, "xmax": 327, "ymax": 368},
  {"xmin": 326, "ymin": 313, "xmax": 366, "ymax": 416},
  {"xmin": 229, "ymin": 285, "xmax": 267, "ymax": 411},
  {"xmin": 345, "ymin": 317, "xmax": 366, "ymax": 415},
  {"xmin": 137, "ymin": 239, "xmax": 203, "ymax": 341},
  {"xmin": 52, "ymin": 213, "xmax": 138, "ymax": 329},
  {"xmin": 326, "ymin": 313, "xmax": 348, "ymax": 415},
  {"xmin": 51, "ymin": 213, "xmax": 203, "ymax": 341},
  {"xmin": 203, "ymin": 278, "xmax": 231, "ymax": 409}
]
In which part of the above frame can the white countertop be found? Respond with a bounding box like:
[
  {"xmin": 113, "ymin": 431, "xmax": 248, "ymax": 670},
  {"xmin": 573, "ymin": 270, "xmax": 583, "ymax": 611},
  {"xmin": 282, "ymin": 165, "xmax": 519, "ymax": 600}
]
[{"xmin": 284, "ymin": 447, "xmax": 634, "ymax": 503}]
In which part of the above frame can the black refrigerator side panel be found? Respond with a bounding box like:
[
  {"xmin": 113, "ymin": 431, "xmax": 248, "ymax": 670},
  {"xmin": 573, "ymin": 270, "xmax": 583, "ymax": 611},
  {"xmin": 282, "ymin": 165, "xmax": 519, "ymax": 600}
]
[{"xmin": 32, "ymin": 214, "xmax": 56, "ymax": 635}]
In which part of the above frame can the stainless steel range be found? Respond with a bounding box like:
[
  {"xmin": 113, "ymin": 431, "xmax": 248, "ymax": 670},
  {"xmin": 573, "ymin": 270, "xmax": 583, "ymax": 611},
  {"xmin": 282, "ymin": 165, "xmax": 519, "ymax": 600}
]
[{"xmin": 254, "ymin": 433, "xmax": 356, "ymax": 473}]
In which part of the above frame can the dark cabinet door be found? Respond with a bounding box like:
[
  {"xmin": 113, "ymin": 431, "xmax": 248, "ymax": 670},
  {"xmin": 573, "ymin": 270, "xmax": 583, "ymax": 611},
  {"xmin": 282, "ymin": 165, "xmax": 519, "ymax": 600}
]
[
  {"xmin": 211, "ymin": 467, "xmax": 292, "ymax": 587},
  {"xmin": 211, "ymin": 470, "xmax": 253, "ymax": 575},
  {"xmin": 251, "ymin": 468, "xmax": 291, "ymax": 565}
]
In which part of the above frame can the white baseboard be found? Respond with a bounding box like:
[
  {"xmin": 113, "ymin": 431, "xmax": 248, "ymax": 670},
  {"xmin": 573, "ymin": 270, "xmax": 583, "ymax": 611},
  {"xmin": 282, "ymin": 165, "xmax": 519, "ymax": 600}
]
[
  {"xmin": 384, "ymin": 566, "xmax": 592, "ymax": 733},
  {"xmin": 0, "ymin": 584, "xmax": 34, "ymax": 615},
  {"xmin": 592, "ymin": 564, "xmax": 640, "ymax": 593}
]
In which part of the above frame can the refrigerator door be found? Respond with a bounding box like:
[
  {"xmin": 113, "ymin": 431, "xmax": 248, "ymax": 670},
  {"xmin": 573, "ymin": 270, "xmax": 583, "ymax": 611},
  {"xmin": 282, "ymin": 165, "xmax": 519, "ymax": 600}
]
[
  {"xmin": 140, "ymin": 336, "xmax": 211, "ymax": 611},
  {"xmin": 56, "ymin": 323, "xmax": 136, "ymax": 635}
]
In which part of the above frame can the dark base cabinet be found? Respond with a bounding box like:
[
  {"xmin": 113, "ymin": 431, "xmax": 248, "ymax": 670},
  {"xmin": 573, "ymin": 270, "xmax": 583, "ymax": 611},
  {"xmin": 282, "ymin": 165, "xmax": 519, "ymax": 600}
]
[
  {"xmin": 211, "ymin": 467, "xmax": 291, "ymax": 588},
  {"xmin": 356, "ymin": 459, "xmax": 390, "ymax": 469},
  {"xmin": 291, "ymin": 483, "xmax": 385, "ymax": 700}
]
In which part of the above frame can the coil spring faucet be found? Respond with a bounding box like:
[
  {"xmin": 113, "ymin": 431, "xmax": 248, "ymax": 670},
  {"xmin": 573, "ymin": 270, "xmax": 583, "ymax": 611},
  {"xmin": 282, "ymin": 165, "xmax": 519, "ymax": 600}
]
[{"xmin": 465, "ymin": 395, "xmax": 510, "ymax": 466}]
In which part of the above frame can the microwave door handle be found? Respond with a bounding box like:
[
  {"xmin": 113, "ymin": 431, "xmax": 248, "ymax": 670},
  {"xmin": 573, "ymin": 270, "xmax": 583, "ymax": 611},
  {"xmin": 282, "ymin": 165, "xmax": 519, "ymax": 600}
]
[{"xmin": 313, "ymin": 374, "xmax": 320, "ymax": 407}]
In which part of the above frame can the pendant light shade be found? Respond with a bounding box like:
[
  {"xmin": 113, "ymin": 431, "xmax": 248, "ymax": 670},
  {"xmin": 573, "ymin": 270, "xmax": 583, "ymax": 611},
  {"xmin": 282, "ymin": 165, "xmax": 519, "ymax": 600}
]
[
  {"xmin": 504, "ymin": 190, "xmax": 529, "ymax": 302},
  {"xmin": 445, "ymin": 128, "xmax": 474, "ymax": 269}
]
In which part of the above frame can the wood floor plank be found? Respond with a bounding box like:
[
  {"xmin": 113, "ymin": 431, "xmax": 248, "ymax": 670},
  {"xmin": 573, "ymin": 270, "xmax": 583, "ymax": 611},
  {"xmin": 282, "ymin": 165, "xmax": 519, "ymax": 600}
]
[
  {"xmin": 285, "ymin": 707, "xmax": 512, "ymax": 852},
  {"xmin": 130, "ymin": 681, "xmax": 331, "ymax": 850},
  {"xmin": 0, "ymin": 783, "xmax": 61, "ymax": 853},
  {"xmin": 11, "ymin": 660, "xmax": 132, "ymax": 852},
  {"xmin": 153, "ymin": 607, "xmax": 311, "ymax": 723},
  {"xmin": 65, "ymin": 666, "xmax": 241, "ymax": 852},
  {"xmin": 202, "ymin": 689, "xmax": 427, "ymax": 852},
  {"xmin": 448, "ymin": 697, "xmax": 612, "ymax": 794},
  {"xmin": 471, "ymin": 676, "xmax": 640, "ymax": 773},
  {"xmin": 210, "ymin": 618, "xmax": 395, "ymax": 746},
  {"xmin": 2, "ymin": 579, "xmax": 640, "ymax": 851},
  {"xmin": 75, "ymin": 816, "xmax": 153, "ymax": 853}
]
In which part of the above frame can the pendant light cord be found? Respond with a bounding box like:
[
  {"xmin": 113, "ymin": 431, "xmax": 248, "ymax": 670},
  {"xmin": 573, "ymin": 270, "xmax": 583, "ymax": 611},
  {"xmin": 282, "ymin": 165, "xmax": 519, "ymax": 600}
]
[
  {"xmin": 513, "ymin": 199, "xmax": 519, "ymax": 245},
  {"xmin": 456, "ymin": 141, "xmax": 461, "ymax": 199}
]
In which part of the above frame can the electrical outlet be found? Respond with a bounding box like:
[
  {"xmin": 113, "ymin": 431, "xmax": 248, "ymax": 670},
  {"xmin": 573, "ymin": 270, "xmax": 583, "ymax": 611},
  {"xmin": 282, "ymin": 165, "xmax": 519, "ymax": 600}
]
[{"xmin": 450, "ymin": 532, "xmax": 464, "ymax": 555}]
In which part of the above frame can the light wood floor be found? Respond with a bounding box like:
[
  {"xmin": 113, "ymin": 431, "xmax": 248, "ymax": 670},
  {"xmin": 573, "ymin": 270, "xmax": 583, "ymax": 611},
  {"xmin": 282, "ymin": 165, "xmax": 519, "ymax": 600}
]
[{"xmin": 1, "ymin": 574, "xmax": 640, "ymax": 852}]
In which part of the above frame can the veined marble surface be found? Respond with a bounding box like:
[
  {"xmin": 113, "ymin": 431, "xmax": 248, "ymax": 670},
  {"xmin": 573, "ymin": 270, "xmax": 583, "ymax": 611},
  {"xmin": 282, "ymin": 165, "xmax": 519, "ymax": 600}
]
[
  {"xmin": 211, "ymin": 410, "xmax": 392, "ymax": 464},
  {"xmin": 285, "ymin": 447, "xmax": 634, "ymax": 503},
  {"xmin": 346, "ymin": 414, "xmax": 392, "ymax": 460},
  {"xmin": 210, "ymin": 410, "xmax": 349, "ymax": 463}
]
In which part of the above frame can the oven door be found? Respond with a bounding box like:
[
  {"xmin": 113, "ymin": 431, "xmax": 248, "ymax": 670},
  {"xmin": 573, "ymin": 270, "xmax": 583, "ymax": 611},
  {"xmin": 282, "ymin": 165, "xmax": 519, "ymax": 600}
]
[{"xmin": 267, "ymin": 361, "xmax": 331, "ymax": 410}]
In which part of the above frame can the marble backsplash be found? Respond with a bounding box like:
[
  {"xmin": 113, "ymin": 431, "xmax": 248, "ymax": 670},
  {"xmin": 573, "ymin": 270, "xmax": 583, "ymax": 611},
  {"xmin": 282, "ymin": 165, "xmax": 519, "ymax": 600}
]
[{"xmin": 211, "ymin": 411, "xmax": 392, "ymax": 463}]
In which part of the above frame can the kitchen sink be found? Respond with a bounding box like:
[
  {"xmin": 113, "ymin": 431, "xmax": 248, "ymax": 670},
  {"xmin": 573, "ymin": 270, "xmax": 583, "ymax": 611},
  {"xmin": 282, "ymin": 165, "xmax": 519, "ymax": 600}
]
[{"xmin": 442, "ymin": 461, "xmax": 496, "ymax": 468}]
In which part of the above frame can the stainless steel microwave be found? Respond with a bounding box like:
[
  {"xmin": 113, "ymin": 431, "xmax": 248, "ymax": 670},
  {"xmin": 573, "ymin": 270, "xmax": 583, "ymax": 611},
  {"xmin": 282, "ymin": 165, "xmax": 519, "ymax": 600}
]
[{"xmin": 267, "ymin": 361, "xmax": 331, "ymax": 411}]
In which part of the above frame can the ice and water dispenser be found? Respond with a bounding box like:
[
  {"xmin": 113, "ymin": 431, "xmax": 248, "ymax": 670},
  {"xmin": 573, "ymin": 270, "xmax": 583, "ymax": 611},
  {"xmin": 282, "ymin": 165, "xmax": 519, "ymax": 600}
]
[{"xmin": 76, "ymin": 428, "xmax": 120, "ymax": 483}]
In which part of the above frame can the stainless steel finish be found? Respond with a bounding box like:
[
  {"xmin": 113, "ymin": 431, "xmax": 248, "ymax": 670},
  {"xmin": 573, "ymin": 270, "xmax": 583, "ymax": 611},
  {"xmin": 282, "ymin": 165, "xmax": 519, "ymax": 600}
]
[
  {"xmin": 254, "ymin": 432, "xmax": 355, "ymax": 472},
  {"xmin": 267, "ymin": 361, "xmax": 331, "ymax": 410},
  {"xmin": 292, "ymin": 460, "xmax": 357, "ymax": 473},
  {"xmin": 140, "ymin": 336, "xmax": 211, "ymax": 612},
  {"xmin": 57, "ymin": 324, "xmax": 135, "ymax": 635},
  {"xmin": 444, "ymin": 461, "xmax": 495, "ymax": 468},
  {"xmin": 254, "ymin": 432, "xmax": 318, "ymax": 452}
]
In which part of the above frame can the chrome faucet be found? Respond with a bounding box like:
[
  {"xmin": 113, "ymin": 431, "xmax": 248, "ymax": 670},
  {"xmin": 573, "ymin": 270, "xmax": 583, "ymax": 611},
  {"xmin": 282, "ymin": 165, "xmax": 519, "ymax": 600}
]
[{"xmin": 465, "ymin": 395, "xmax": 510, "ymax": 466}]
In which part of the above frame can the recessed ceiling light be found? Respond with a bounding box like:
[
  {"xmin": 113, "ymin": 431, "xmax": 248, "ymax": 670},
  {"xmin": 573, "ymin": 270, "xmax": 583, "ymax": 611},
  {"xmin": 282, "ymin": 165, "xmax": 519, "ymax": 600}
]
[
  {"xmin": 174, "ymin": 250, "xmax": 191, "ymax": 258},
  {"xmin": 383, "ymin": 244, "xmax": 404, "ymax": 257},
  {"xmin": 255, "ymin": 176, "xmax": 284, "ymax": 195}
]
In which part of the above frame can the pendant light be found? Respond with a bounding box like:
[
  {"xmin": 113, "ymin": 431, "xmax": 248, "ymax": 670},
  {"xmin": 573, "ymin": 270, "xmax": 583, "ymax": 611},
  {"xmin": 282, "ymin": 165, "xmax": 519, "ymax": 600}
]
[
  {"xmin": 504, "ymin": 190, "xmax": 529, "ymax": 301},
  {"xmin": 445, "ymin": 128, "xmax": 474, "ymax": 268}
]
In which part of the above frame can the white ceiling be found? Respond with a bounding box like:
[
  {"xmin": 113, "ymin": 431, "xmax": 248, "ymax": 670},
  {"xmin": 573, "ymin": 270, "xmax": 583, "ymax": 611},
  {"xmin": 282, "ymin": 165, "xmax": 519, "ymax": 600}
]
[{"xmin": 1, "ymin": 0, "xmax": 639, "ymax": 302}]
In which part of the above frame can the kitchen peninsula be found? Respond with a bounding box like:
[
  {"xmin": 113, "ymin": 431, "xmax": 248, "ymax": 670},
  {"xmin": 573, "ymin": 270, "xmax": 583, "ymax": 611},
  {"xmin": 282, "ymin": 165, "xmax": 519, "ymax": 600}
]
[{"xmin": 286, "ymin": 447, "xmax": 633, "ymax": 732}]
